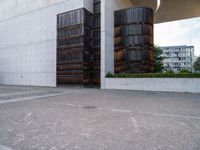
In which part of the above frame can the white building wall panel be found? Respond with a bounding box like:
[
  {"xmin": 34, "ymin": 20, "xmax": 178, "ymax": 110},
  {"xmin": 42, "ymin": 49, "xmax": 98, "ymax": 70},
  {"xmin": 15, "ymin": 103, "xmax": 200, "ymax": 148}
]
[
  {"xmin": 0, "ymin": 0, "xmax": 76, "ymax": 21},
  {"xmin": 105, "ymin": 78, "xmax": 200, "ymax": 93},
  {"xmin": 0, "ymin": 0, "xmax": 92, "ymax": 87}
]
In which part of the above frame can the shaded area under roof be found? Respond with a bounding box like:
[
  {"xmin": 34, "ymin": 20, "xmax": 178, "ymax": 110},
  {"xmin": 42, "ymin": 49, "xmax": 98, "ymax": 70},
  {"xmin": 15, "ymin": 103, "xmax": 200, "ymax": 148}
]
[{"xmin": 130, "ymin": 0, "xmax": 200, "ymax": 23}]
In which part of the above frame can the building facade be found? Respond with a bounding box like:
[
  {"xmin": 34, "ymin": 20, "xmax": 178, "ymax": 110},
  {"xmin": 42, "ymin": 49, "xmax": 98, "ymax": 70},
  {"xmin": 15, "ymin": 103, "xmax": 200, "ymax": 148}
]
[
  {"xmin": 0, "ymin": 0, "xmax": 200, "ymax": 88},
  {"xmin": 0, "ymin": 0, "xmax": 155, "ymax": 87},
  {"xmin": 161, "ymin": 46, "xmax": 195, "ymax": 72},
  {"xmin": 0, "ymin": 0, "xmax": 94, "ymax": 87}
]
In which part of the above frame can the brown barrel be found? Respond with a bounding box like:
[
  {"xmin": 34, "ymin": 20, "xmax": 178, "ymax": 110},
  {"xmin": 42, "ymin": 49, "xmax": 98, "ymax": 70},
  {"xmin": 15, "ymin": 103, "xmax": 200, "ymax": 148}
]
[{"xmin": 114, "ymin": 7, "xmax": 154, "ymax": 73}]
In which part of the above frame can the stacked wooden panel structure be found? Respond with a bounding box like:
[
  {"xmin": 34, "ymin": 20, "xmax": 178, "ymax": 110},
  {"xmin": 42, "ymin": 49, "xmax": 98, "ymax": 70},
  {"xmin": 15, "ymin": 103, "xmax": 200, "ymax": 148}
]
[
  {"xmin": 57, "ymin": 5, "xmax": 154, "ymax": 86},
  {"xmin": 114, "ymin": 7, "xmax": 154, "ymax": 73},
  {"xmin": 57, "ymin": 9, "xmax": 94, "ymax": 85},
  {"xmin": 93, "ymin": 0, "xmax": 101, "ymax": 85}
]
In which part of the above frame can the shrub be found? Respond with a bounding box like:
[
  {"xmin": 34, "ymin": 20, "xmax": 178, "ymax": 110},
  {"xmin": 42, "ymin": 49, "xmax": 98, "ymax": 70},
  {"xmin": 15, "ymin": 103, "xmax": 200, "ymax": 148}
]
[
  {"xmin": 106, "ymin": 72, "xmax": 114, "ymax": 78},
  {"xmin": 106, "ymin": 72, "xmax": 200, "ymax": 78},
  {"xmin": 164, "ymin": 70, "xmax": 175, "ymax": 74},
  {"xmin": 179, "ymin": 69, "xmax": 192, "ymax": 74}
]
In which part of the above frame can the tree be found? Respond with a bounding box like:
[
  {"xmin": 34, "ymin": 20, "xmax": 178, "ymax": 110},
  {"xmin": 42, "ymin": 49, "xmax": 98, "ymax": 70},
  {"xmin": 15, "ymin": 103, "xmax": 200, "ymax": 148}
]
[
  {"xmin": 193, "ymin": 56, "xmax": 200, "ymax": 72},
  {"xmin": 154, "ymin": 45, "xmax": 164, "ymax": 73}
]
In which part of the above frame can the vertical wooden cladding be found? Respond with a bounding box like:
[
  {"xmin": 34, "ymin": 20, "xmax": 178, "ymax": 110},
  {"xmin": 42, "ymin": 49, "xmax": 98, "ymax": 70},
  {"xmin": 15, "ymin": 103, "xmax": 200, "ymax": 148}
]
[
  {"xmin": 57, "ymin": 0, "xmax": 101, "ymax": 86},
  {"xmin": 114, "ymin": 7, "xmax": 154, "ymax": 73},
  {"xmin": 57, "ymin": 8, "xmax": 94, "ymax": 86},
  {"xmin": 94, "ymin": 0, "xmax": 101, "ymax": 14},
  {"xmin": 93, "ymin": 0, "xmax": 101, "ymax": 85},
  {"xmin": 57, "ymin": 9, "xmax": 93, "ymax": 28}
]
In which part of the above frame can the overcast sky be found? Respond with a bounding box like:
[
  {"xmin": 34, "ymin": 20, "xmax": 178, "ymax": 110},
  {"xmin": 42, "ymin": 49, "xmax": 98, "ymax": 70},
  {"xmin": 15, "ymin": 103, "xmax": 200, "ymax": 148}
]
[{"xmin": 154, "ymin": 17, "xmax": 200, "ymax": 56}]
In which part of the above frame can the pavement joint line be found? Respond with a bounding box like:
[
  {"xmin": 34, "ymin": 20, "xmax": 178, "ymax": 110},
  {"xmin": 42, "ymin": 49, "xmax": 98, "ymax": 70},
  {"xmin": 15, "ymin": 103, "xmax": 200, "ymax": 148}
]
[
  {"xmin": 0, "ymin": 92, "xmax": 73, "ymax": 104},
  {"xmin": 141, "ymin": 112, "xmax": 200, "ymax": 121},
  {"xmin": 43, "ymin": 101, "xmax": 132, "ymax": 113},
  {"xmin": 0, "ymin": 90, "xmax": 53, "ymax": 97},
  {"xmin": 111, "ymin": 108, "xmax": 132, "ymax": 113},
  {"xmin": 43, "ymin": 101, "xmax": 200, "ymax": 121}
]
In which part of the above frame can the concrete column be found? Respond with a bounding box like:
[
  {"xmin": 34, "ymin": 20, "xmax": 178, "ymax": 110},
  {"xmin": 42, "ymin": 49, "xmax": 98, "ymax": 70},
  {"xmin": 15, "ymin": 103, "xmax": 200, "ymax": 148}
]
[
  {"xmin": 100, "ymin": 0, "xmax": 133, "ymax": 89},
  {"xmin": 101, "ymin": 0, "xmax": 114, "ymax": 89}
]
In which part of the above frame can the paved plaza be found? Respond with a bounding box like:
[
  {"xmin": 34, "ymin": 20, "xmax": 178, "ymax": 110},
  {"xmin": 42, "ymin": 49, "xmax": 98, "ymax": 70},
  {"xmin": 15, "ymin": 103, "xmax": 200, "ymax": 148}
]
[{"xmin": 0, "ymin": 85, "xmax": 200, "ymax": 150}]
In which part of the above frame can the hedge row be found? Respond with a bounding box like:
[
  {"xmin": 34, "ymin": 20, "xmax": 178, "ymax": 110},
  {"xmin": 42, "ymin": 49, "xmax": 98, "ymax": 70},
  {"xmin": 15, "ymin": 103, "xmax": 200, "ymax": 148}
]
[{"xmin": 106, "ymin": 72, "xmax": 200, "ymax": 78}]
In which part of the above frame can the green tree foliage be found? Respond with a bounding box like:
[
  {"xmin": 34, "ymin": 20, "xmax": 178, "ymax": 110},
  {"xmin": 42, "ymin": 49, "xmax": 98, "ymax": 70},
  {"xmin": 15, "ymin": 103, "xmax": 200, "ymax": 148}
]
[
  {"xmin": 154, "ymin": 45, "xmax": 164, "ymax": 73},
  {"xmin": 193, "ymin": 56, "xmax": 200, "ymax": 72}
]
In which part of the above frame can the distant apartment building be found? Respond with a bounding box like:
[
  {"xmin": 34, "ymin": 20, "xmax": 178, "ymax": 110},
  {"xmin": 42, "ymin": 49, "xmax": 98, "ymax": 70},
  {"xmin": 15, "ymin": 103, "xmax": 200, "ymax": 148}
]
[{"xmin": 161, "ymin": 45, "xmax": 195, "ymax": 72}]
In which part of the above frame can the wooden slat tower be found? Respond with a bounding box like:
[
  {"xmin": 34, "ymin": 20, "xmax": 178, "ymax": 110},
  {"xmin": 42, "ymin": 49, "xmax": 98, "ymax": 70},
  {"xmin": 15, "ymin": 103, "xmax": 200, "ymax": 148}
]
[
  {"xmin": 93, "ymin": 0, "xmax": 101, "ymax": 85},
  {"xmin": 114, "ymin": 7, "xmax": 154, "ymax": 73},
  {"xmin": 57, "ymin": 9, "xmax": 94, "ymax": 86},
  {"xmin": 57, "ymin": 4, "xmax": 154, "ymax": 86}
]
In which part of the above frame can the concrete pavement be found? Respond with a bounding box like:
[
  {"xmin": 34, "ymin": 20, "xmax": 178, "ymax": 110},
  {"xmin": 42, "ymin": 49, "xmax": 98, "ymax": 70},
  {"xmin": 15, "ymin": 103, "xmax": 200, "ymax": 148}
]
[{"xmin": 0, "ymin": 85, "xmax": 200, "ymax": 150}]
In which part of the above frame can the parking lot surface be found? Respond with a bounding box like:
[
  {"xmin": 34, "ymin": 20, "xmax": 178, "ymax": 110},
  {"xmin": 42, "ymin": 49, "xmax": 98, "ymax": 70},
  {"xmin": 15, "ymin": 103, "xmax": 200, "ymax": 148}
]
[{"xmin": 0, "ymin": 85, "xmax": 200, "ymax": 150}]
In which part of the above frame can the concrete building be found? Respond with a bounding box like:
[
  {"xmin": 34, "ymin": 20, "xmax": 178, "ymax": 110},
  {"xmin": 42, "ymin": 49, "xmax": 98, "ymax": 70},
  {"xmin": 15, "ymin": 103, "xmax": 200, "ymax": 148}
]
[
  {"xmin": 161, "ymin": 46, "xmax": 195, "ymax": 72},
  {"xmin": 0, "ymin": 0, "xmax": 200, "ymax": 88},
  {"xmin": 0, "ymin": 0, "xmax": 94, "ymax": 87}
]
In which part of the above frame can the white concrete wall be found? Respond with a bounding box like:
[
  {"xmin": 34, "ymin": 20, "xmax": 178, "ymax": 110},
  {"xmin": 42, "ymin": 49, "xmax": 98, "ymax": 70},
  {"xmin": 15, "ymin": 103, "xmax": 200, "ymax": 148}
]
[
  {"xmin": 84, "ymin": 0, "xmax": 94, "ymax": 13},
  {"xmin": 0, "ymin": 0, "xmax": 93, "ymax": 87},
  {"xmin": 0, "ymin": 0, "xmax": 93, "ymax": 22},
  {"xmin": 101, "ymin": 0, "xmax": 133, "ymax": 89},
  {"xmin": 105, "ymin": 78, "xmax": 200, "ymax": 93}
]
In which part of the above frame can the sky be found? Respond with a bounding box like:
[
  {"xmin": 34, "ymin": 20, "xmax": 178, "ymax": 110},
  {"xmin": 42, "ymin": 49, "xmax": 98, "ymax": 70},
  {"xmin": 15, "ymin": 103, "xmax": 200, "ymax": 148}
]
[{"xmin": 154, "ymin": 17, "xmax": 200, "ymax": 56}]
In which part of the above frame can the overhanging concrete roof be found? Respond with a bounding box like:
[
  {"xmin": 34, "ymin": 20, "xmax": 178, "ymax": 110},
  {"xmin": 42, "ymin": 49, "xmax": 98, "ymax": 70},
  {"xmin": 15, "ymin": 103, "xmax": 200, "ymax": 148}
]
[{"xmin": 130, "ymin": 0, "xmax": 200, "ymax": 23}]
